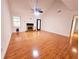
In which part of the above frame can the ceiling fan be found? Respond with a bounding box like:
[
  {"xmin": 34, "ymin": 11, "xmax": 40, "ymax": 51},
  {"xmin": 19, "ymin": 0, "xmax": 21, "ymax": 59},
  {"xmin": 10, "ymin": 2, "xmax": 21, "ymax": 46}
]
[{"xmin": 32, "ymin": 0, "xmax": 43, "ymax": 14}]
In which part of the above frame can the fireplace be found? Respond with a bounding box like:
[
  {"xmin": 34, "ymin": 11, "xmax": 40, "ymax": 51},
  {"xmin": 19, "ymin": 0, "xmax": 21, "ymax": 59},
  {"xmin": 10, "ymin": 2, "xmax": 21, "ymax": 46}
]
[{"xmin": 26, "ymin": 23, "xmax": 34, "ymax": 31}]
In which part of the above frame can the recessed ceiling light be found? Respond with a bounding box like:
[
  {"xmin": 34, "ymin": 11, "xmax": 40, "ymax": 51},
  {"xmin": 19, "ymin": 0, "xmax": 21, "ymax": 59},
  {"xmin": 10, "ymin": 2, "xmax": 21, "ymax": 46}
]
[{"xmin": 57, "ymin": 9, "xmax": 62, "ymax": 13}]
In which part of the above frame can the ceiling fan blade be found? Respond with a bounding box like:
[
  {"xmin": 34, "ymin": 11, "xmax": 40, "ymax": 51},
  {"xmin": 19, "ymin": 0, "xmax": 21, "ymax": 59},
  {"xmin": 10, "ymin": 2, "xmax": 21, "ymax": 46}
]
[
  {"xmin": 39, "ymin": 10, "xmax": 43, "ymax": 13},
  {"xmin": 30, "ymin": 0, "xmax": 43, "ymax": 13}
]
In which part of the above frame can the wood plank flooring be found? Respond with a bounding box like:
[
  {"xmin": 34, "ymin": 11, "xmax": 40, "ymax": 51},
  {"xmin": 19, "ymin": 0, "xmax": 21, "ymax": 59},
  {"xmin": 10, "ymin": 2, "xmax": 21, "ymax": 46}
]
[
  {"xmin": 4, "ymin": 31, "xmax": 77, "ymax": 59},
  {"xmin": 72, "ymin": 32, "xmax": 78, "ymax": 59}
]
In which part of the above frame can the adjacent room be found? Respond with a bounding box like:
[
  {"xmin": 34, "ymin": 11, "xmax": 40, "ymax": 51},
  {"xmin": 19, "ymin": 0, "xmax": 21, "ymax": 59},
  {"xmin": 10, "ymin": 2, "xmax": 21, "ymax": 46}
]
[{"xmin": 1, "ymin": 0, "xmax": 78, "ymax": 59}]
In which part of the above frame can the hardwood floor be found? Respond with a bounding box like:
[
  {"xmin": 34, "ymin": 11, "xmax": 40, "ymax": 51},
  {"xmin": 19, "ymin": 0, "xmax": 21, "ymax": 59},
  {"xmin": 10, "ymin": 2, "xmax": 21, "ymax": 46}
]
[
  {"xmin": 4, "ymin": 31, "xmax": 77, "ymax": 59},
  {"xmin": 72, "ymin": 32, "xmax": 78, "ymax": 59}
]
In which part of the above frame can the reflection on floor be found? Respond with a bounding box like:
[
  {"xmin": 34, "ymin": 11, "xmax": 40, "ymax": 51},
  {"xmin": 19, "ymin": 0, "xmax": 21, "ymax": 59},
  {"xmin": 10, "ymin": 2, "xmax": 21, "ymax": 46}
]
[
  {"xmin": 4, "ymin": 31, "xmax": 78, "ymax": 59},
  {"xmin": 72, "ymin": 32, "xmax": 78, "ymax": 59}
]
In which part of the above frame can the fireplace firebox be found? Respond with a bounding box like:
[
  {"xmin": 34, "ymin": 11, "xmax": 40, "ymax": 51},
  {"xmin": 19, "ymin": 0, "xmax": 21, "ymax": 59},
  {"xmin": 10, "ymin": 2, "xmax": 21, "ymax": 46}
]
[{"xmin": 26, "ymin": 23, "xmax": 34, "ymax": 31}]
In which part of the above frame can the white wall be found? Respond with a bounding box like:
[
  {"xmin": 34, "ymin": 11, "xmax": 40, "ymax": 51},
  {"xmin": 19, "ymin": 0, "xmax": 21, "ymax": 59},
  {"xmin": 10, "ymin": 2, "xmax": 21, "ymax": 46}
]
[
  {"xmin": 12, "ymin": 15, "xmax": 37, "ymax": 32},
  {"xmin": 8, "ymin": 0, "xmax": 77, "ymax": 36},
  {"xmin": 41, "ymin": 0, "xmax": 77, "ymax": 36},
  {"xmin": 8, "ymin": 0, "xmax": 44, "ymax": 32},
  {"xmin": 1, "ymin": 0, "xmax": 12, "ymax": 59}
]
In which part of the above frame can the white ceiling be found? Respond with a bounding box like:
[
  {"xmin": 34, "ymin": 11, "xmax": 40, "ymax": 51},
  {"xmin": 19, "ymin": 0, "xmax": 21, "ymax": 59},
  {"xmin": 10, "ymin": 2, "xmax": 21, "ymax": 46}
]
[
  {"xmin": 8, "ymin": 0, "xmax": 78, "ymax": 15},
  {"xmin": 62, "ymin": 0, "xmax": 78, "ymax": 10}
]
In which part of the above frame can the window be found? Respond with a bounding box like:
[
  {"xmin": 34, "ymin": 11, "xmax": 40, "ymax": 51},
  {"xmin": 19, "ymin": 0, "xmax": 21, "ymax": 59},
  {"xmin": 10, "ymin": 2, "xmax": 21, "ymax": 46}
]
[{"xmin": 12, "ymin": 16, "xmax": 20, "ymax": 27}]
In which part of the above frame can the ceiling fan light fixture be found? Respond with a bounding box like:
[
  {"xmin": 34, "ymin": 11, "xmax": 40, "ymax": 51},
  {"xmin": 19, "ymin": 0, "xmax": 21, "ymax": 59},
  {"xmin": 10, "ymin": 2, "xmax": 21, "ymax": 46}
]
[{"xmin": 34, "ymin": 11, "xmax": 40, "ymax": 17}]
